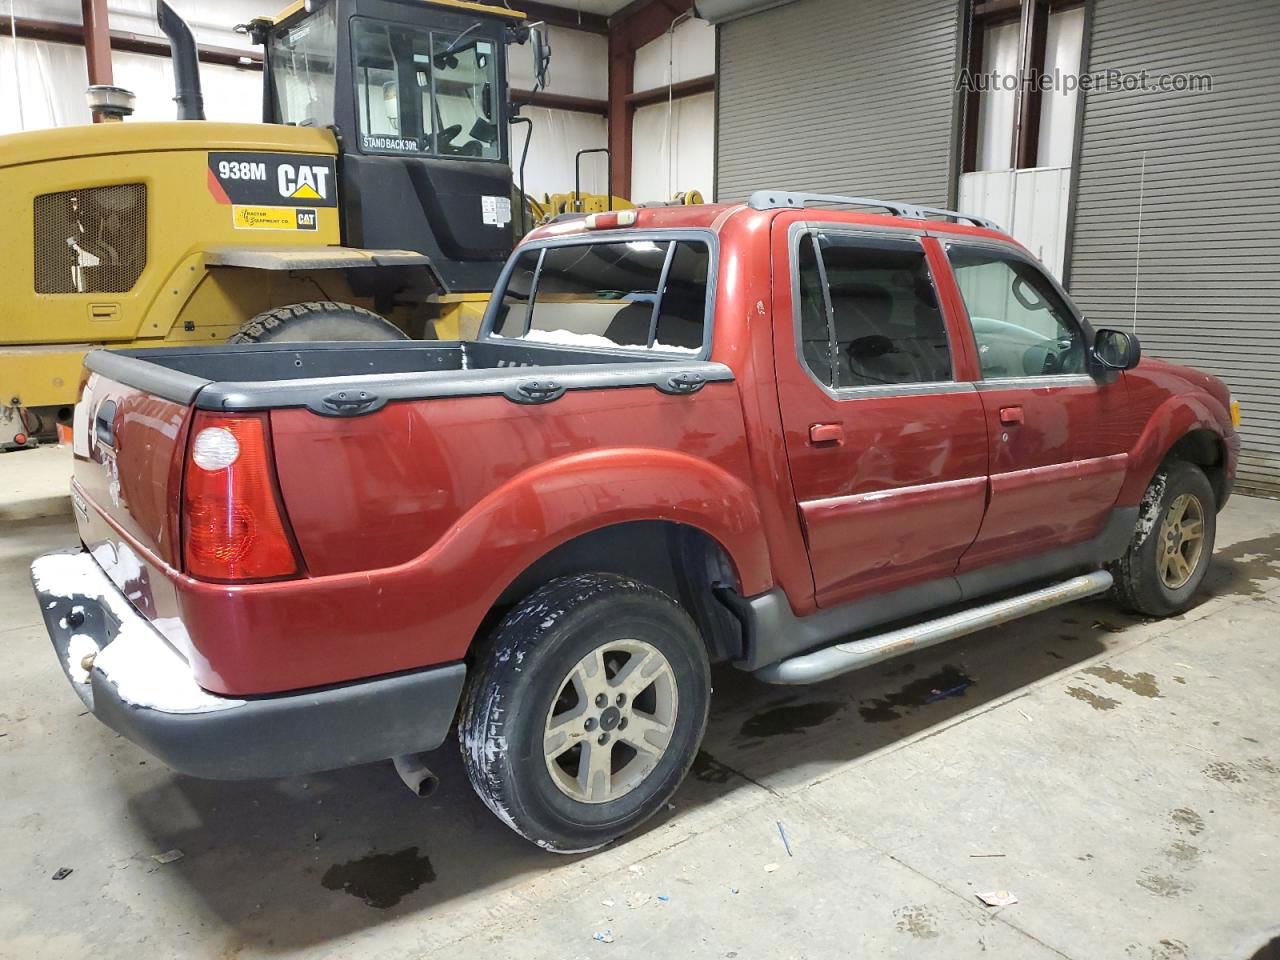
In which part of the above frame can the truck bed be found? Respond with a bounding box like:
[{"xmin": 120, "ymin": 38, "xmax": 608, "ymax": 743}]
[
  {"xmin": 71, "ymin": 337, "xmax": 745, "ymax": 695},
  {"xmin": 87, "ymin": 340, "xmax": 731, "ymax": 416}
]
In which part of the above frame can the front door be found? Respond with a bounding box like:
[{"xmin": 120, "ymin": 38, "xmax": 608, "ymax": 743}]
[
  {"xmin": 775, "ymin": 223, "xmax": 989, "ymax": 609},
  {"xmin": 939, "ymin": 240, "xmax": 1130, "ymax": 574}
]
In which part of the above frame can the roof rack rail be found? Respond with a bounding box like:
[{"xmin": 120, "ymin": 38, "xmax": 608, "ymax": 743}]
[{"xmin": 746, "ymin": 190, "xmax": 1000, "ymax": 231}]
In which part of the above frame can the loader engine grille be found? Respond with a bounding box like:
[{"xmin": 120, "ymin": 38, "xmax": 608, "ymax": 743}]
[{"xmin": 34, "ymin": 183, "xmax": 147, "ymax": 294}]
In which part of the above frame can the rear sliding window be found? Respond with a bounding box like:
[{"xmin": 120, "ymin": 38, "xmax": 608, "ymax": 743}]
[{"xmin": 492, "ymin": 239, "xmax": 710, "ymax": 353}]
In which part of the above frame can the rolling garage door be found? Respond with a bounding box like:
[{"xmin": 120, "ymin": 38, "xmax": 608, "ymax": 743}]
[
  {"xmin": 1067, "ymin": 0, "xmax": 1280, "ymax": 496},
  {"xmin": 715, "ymin": 0, "xmax": 963, "ymax": 207}
]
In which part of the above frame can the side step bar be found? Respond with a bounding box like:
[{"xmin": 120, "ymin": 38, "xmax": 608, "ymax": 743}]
[{"xmin": 754, "ymin": 570, "xmax": 1114, "ymax": 685}]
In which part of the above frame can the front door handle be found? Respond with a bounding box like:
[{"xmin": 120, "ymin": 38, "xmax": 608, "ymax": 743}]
[
  {"xmin": 809, "ymin": 422, "xmax": 844, "ymax": 444},
  {"xmin": 999, "ymin": 405, "xmax": 1025, "ymax": 425}
]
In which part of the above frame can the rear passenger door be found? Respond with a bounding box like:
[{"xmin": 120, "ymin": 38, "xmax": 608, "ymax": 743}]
[
  {"xmin": 941, "ymin": 241, "xmax": 1130, "ymax": 573},
  {"xmin": 776, "ymin": 225, "xmax": 989, "ymax": 608}
]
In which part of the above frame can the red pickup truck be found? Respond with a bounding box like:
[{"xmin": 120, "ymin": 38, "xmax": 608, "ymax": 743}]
[{"xmin": 32, "ymin": 192, "xmax": 1240, "ymax": 852}]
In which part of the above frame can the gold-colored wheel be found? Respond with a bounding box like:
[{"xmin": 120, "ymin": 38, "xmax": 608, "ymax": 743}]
[{"xmin": 1158, "ymin": 492, "xmax": 1206, "ymax": 590}]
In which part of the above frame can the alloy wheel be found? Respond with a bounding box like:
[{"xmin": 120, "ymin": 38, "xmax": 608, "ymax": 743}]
[{"xmin": 542, "ymin": 638, "xmax": 678, "ymax": 804}]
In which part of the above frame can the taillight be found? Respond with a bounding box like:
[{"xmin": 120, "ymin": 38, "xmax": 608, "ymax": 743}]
[{"xmin": 182, "ymin": 412, "xmax": 300, "ymax": 582}]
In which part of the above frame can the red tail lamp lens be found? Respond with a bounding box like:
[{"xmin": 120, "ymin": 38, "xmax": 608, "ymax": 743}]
[{"xmin": 183, "ymin": 413, "xmax": 299, "ymax": 581}]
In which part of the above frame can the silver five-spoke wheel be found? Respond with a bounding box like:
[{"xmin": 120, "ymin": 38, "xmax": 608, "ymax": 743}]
[{"xmin": 543, "ymin": 638, "xmax": 678, "ymax": 804}]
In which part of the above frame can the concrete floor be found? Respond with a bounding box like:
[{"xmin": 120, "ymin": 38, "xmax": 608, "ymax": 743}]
[{"xmin": 1, "ymin": 454, "xmax": 1279, "ymax": 959}]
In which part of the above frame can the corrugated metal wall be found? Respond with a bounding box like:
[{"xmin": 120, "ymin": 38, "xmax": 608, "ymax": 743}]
[
  {"xmin": 1068, "ymin": 0, "xmax": 1280, "ymax": 496},
  {"xmin": 716, "ymin": 0, "xmax": 962, "ymax": 206}
]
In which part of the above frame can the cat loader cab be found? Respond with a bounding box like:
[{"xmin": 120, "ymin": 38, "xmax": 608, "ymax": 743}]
[{"xmin": 254, "ymin": 0, "xmax": 536, "ymax": 294}]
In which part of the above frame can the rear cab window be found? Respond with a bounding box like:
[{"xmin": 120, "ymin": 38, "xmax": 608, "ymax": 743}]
[{"xmin": 489, "ymin": 236, "xmax": 712, "ymax": 355}]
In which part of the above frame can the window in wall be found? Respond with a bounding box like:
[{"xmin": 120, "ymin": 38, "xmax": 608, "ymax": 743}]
[
  {"xmin": 948, "ymin": 244, "xmax": 1085, "ymax": 377},
  {"xmin": 492, "ymin": 240, "xmax": 710, "ymax": 353},
  {"xmin": 797, "ymin": 234, "xmax": 952, "ymax": 389},
  {"xmin": 963, "ymin": 0, "xmax": 1085, "ymax": 172}
]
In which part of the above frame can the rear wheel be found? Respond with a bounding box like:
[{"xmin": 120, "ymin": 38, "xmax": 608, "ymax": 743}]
[
  {"xmin": 227, "ymin": 301, "xmax": 406, "ymax": 343},
  {"xmin": 1109, "ymin": 460, "xmax": 1216, "ymax": 616},
  {"xmin": 459, "ymin": 573, "xmax": 710, "ymax": 853}
]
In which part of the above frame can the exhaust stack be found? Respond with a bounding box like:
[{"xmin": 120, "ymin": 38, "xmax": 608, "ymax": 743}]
[{"xmin": 156, "ymin": 0, "xmax": 205, "ymax": 120}]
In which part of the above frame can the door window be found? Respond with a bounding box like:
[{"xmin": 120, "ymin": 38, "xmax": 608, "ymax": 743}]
[
  {"xmin": 796, "ymin": 233, "xmax": 952, "ymax": 388},
  {"xmin": 947, "ymin": 245, "xmax": 1086, "ymax": 378}
]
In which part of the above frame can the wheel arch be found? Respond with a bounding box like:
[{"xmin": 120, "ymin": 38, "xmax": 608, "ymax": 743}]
[
  {"xmin": 479, "ymin": 519, "xmax": 748, "ymax": 666},
  {"xmin": 1162, "ymin": 427, "xmax": 1228, "ymax": 508},
  {"xmin": 1119, "ymin": 393, "xmax": 1231, "ymax": 510}
]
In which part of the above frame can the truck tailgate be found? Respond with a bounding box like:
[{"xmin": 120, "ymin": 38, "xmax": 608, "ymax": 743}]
[{"xmin": 70, "ymin": 370, "xmax": 191, "ymax": 640}]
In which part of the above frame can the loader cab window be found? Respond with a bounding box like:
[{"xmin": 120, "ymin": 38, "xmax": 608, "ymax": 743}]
[
  {"xmin": 352, "ymin": 19, "xmax": 501, "ymax": 160},
  {"xmin": 268, "ymin": 5, "xmax": 338, "ymax": 128}
]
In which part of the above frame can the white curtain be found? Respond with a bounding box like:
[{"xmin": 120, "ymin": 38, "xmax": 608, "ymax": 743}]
[
  {"xmin": 976, "ymin": 19, "xmax": 1019, "ymax": 172},
  {"xmin": 631, "ymin": 91, "xmax": 714, "ymax": 204},
  {"xmin": 1037, "ymin": 5, "xmax": 1085, "ymax": 168},
  {"xmin": 510, "ymin": 106, "xmax": 609, "ymax": 201},
  {"xmin": 634, "ymin": 16, "xmax": 714, "ymax": 92}
]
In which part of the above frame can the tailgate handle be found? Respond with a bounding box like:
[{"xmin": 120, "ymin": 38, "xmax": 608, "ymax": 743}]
[
  {"xmin": 658, "ymin": 371, "xmax": 706, "ymax": 395},
  {"xmin": 94, "ymin": 399, "xmax": 116, "ymax": 448},
  {"xmin": 507, "ymin": 379, "xmax": 566, "ymax": 405},
  {"xmin": 317, "ymin": 389, "xmax": 384, "ymax": 417}
]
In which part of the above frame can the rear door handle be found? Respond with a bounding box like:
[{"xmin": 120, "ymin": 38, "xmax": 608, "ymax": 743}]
[
  {"xmin": 999, "ymin": 405, "xmax": 1024, "ymax": 425},
  {"xmin": 809, "ymin": 422, "xmax": 844, "ymax": 444}
]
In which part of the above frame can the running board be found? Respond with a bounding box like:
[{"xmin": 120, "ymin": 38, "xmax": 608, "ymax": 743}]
[{"xmin": 754, "ymin": 570, "xmax": 1114, "ymax": 685}]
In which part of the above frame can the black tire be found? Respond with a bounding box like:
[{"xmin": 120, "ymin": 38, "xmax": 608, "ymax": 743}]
[
  {"xmin": 1108, "ymin": 460, "xmax": 1217, "ymax": 617},
  {"xmin": 459, "ymin": 573, "xmax": 711, "ymax": 853},
  {"xmin": 226, "ymin": 301, "xmax": 407, "ymax": 344}
]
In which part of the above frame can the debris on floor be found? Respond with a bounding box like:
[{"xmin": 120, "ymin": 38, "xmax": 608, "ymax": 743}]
[
  {"xmin": 150, "ymin": 849, "xmax": 185, "ymax": 865},
  {"xmin": 50, "ymin": 867, "xmax": 72, "ymax": 881},
  {"xmin": 593, "ymin": 930, "xmax": 615, "ymax": 944},
  {"xmin": 763, "ymin": 862, "xmax": 779, "ymax": 873},
  {"xmin": 777, "ymin": 820, "xmax": 793, "ymax": 857},
  {"xmin": 976, "ymin": 890, "xmax": 1018, "ymax": 907}
]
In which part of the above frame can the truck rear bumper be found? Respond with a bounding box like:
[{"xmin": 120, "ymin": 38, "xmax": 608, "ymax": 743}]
[{"xmin": 30, "ymin": 549, "xmax": 465, "ymax": 780}]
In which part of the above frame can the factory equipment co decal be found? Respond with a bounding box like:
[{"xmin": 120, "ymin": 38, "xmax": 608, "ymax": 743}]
[{"xmin": 207, "ymin": 152, "xmax": 336, "ymax": 231}]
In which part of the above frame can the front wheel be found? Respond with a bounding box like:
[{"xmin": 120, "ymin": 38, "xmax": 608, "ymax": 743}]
[
  {"xmin": 1108, "ymin": 460, "xmax": 1217, "ymax": 617},
  {"xmin": 458, "ymin": 574, "xmax": 710, "ymax": 853}
]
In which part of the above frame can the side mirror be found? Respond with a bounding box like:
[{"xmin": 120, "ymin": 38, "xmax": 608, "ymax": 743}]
[
  {"xmin": 530, "ymin": 23, "xmax": 551, "ymax": 90},
  {"xmin": 1092, "ymin": 328, "xmax": 1141, "ymax": 371}
]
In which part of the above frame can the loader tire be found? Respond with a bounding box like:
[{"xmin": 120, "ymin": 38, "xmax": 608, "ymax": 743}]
[{"xmin": 227, "ymin": 301, "xmax": 407, "ymax": 344}]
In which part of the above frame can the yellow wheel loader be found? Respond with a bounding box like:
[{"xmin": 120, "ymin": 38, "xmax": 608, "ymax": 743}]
[{"xmin": 0, "ymin": 0, "xmax": 631, "ymax": 445}]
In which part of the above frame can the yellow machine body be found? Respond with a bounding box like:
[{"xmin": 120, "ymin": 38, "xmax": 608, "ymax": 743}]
[{"xmin": 0, "ymin": 121, "xmax": 466, "ymax": 419}]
